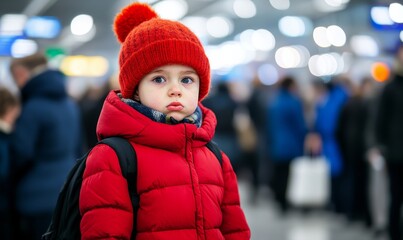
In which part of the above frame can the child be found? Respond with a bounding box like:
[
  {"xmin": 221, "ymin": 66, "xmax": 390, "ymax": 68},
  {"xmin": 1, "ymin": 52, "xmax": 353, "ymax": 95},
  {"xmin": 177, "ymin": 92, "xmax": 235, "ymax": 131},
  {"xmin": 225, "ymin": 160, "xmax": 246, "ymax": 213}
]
[{"xmin": 79, "ymin": 2, "xmax": 251, "ymax": 240}]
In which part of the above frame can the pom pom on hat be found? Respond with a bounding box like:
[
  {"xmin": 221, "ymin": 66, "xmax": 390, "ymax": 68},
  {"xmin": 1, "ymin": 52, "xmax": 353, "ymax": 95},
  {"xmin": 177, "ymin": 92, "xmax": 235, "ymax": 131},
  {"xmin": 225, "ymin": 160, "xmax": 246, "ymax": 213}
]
[
  {"xmin": 113, "ymin": 2, "xmax": 211, "ymax": 101},
  {"xmin": 114, "ymin": 3, "xmax": 158, "ymax": 43}
]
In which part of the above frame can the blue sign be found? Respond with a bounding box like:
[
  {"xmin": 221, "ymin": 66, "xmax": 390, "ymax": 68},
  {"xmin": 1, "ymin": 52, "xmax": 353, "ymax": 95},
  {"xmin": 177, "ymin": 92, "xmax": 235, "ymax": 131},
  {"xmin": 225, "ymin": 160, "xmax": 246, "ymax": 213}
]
[{"xmin": 24, "ymin": 16, "xmax": 61, "ymax": 39}]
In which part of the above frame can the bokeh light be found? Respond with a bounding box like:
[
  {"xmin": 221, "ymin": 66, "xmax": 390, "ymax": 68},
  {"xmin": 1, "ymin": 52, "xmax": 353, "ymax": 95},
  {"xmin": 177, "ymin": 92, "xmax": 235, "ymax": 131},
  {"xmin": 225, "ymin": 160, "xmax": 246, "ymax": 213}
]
[{"xmin": 371, "ymin": 62, "xmax": 390, "ymax": 82}]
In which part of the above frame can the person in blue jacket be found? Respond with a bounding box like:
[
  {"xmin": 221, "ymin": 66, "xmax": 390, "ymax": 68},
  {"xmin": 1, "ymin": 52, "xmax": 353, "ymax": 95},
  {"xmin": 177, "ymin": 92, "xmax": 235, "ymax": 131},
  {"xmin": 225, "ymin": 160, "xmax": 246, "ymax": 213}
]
[
  {"xmin": 267, "ymin": 76, "xmax": 307, "ymax": 214},
  {"xmin": 8, "ymin": 53, "xmax": 82, "ymax": 240},
  {"xmin": 311, "ymin": 77, "xmax": 349, "ymax": 214}
]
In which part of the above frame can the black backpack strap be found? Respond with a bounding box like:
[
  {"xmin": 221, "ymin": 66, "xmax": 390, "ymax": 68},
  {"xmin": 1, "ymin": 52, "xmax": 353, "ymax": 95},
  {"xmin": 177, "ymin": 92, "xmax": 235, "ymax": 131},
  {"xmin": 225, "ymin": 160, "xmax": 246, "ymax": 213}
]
[
  {"xmin": 206, "ymin": 141, "xmax": 223, "ymax": 166},
  {"xmin": 99, "ymin": 137, "xmax": 138, "ymax": 240}
]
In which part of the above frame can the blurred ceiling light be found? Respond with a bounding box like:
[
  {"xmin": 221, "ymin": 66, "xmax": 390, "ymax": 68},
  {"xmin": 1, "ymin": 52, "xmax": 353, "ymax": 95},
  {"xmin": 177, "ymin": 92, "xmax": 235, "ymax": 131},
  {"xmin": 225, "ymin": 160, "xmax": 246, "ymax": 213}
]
[
  {"xmin": 309, "ymin": 53, "xmax": 344, "ymax": 76},
  {"xmin": 74, "ymin": 26, "xmax": 96, "ymax": 42},
  {"xmin": 371, "ymin": 6, "xmax": 394, "ymax": 25},
  {"xmin": 0, "ymin": 14, "xmax": 27, "ymax": 36},
  {"xmin": 269, "ymin": 0, "xmax": 290, "ymax": 10},
  {"xmin": 205, "ymin": 45, "xmax": 221, "ymax": 70},
  {"xmin": 206, "ymin": 16, "xmax": 233, "ymax": 38},
  {"xmin": 275, "ymin": 45, "xmax": 310, "ymax": 68},
  {"xmin": 25, "ymin": 16, "xmax": 61, "ymax": 39},
  {"xmin": 371, "ymin": 62, "xmax": 390, "ymax": 82},
  {"xmin": 237, "ymin": 29, "xmax": 255, "ymax": 51},
  {"xmin": 233, "ymin": 0, "xmax": 256, "ymax": 19},
  {"xmin": 315, "ymin": 0, "xmax": 348, "ymax": 12},
  {"xmin": 251, "ymin": 29, "xmax": 275, "ymax": 51},
  {"xmin": 313, "ymin": 25, "xmax": 346, "ymax": 47},
  {"xmin": 279, "ymin": 16, "xmax": 307, "ymax": 37},
  {"xmin": 257, "ymin": 64, "xmax": 279, "ymax": 85},
  {"xmin": 60, "ymin": 55, "xmax": 109, "ymax": 77},
  {"xmin": 219, "ymin": 41, "xmax": 249, "ymax": 68},
  {"xmin": 137, "ymin": 0, "xmax": 159, "ymax": 4},
  {"xmin": 87, "ymin": 57, "xmax": 109, "ymax": 77},
  {"xmin": 350, "ymin": 35, "xmax": 379, "ymax": 57},
  {"xmin": 181, "ymin": 16, "xmax": 208, "ymax": 41},
  {"xmin": 389, "ymin": 3, "xmax": 403, "ymax": 23},
  {"xmin": 332, "ymin": 52, "xmax": 346, "ymax": 73},
  {"xmin": 313, "ymin": 26, "xmax": 331, "ymax": 47},
  {"xmin": 10, "ymin": 39, "xmax": 38, "ymax": 58},
  {"xmin": 206, "ymin": 41, "xmax": 253, "ymax": 70},
  {"xmin": 326, "ymin": 25, "xmax": 346, "ymax": 47},
  {"xmin": 154, "ymin": 0, "xmax": 188, "ymax": 20},
  {"xmin": 275, "ymin": 46, "xmax": 301, "ymax": 68},
  {"xmin": 324, "ymin": 0, "xmax": 350, "ymax": 7},
  {"xmin": 70, "ymin": 14, "xmax": 94, "ymax": 36},
  {"xmin": 61, "ymin": 56, "xmax": 86, "ymax": 76}
]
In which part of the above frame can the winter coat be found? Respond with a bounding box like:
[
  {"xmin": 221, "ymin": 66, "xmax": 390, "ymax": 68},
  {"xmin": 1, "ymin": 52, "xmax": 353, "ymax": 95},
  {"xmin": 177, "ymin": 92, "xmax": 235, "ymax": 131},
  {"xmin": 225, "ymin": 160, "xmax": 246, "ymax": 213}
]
[
  {"xmin": 337, "ymin": 96, "xmax": 370, "ymax": 167},
  {"xmin": 10, "ymin": 70, "xmax": 81, "ymax": 214},
  {"xmin": 314, "ymin": 84, "xmax": 348, "ymax": 176},
  {"xmin": 202, "ymin": 84, "xmax": 242, "ymax": 166},
  {"xmin": 375, "ymin": 73, "xmax": 403, "ymax": 163},
  {"xmin": 0, "ymin": 131, "xmax": 10, "ymax": 212},
  {"xmin": 79, "ymin": 90, "xmax": 251, "ymax": 240},
  {"xmin": 267, "ymin": 89, "xmax": 307, "ymax": 161}
]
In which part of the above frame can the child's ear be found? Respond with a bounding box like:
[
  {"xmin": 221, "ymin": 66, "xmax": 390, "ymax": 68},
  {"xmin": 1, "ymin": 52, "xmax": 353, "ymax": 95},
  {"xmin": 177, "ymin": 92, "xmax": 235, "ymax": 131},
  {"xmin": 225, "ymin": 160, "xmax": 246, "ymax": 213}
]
[{"xmin": 133, "ymin": 89, "xmax": 140, "ymax": 102}]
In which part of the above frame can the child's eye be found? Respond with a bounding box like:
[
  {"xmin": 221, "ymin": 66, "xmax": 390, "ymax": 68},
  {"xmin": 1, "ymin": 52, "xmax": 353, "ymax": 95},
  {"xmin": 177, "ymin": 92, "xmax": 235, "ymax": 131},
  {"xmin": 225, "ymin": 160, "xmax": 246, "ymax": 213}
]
[
  {"xmin": 181, "ymin": 77, "xmax": 194, "ymax": 84},
  {"xmin": 152, "ymin": 76, "xmax": 166, "ymax": 84}
]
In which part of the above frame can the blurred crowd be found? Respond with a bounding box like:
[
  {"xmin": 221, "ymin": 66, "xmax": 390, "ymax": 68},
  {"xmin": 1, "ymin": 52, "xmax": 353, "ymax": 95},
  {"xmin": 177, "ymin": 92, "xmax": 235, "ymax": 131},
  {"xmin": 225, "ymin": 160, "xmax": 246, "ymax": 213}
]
[
  {"xmin": 0, "ymin": 44, "xmax": 402, "ymax": 240},
  {"xmin": 202, "ymin": 43, "xmax": 403, "ymax": 240}
]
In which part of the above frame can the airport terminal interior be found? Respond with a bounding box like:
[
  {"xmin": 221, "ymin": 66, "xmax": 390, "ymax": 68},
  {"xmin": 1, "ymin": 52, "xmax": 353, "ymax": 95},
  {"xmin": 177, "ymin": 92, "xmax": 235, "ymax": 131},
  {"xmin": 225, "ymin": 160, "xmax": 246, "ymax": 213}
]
[{"xmin": 1, "ymin": 0, "xmax": 402, "ymax": 239}]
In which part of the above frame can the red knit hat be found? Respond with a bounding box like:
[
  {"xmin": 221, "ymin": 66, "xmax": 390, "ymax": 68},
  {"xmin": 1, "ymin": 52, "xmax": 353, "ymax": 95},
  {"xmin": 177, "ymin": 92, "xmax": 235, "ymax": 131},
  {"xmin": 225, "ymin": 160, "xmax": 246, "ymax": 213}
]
[{"xmin": 113, "ymin": 3, "xmax": 211, "ymax": 101}]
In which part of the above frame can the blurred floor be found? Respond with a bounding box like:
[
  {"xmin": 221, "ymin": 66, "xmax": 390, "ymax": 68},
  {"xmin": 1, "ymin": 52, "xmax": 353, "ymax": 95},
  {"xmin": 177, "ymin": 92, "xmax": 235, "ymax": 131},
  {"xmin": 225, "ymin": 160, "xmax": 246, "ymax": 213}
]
[{"xmin": 238, "ymin": 179, "xmax": 389, "ymax": 240}]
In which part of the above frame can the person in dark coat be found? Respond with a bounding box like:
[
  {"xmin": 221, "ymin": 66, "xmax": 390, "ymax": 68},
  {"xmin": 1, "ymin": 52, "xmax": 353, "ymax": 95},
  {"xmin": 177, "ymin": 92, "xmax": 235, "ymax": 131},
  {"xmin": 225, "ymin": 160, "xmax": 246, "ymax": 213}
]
[
  {"xmin": 266, "ymin": 76, "xmax": 307, "ymax": 213},
  {"xmin": 203, "ymin": 81, "xmax": 242, "ymax": 172},
  {"xmin": 0, "ymin": 87, "xmax": 20, "ymax": 240},
  {"xmin": 336, "ymin": 77, "xmax": 373, "ymax": 226},
  {"xmin": 375, "ymin": 43, "xmax": 403, "ymax": 240},
  {"xmin": 79, "ymin": 79, "xmax": 110, "ymax": 152},
  {"xmin": 244, "ymin": 77, "xmax": 272, "ymax": 203},
  {"xmin": 8, "ymin": 53, "xmax": 82, "ymax": 240}
]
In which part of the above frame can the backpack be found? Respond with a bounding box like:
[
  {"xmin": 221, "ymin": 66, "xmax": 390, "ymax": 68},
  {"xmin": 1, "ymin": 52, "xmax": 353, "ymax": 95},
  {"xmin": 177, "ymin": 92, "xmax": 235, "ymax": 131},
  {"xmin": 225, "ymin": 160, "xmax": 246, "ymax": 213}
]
[{"xmin": 42, "ymin": 137, "xmax": 222, "ymax": 240}]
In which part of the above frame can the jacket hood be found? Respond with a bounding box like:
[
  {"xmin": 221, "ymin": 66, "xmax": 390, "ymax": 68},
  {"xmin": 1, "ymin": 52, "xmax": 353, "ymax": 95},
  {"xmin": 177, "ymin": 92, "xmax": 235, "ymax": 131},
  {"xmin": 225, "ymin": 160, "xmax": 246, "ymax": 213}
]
[
  {"xmin": 21, "ymin": 70, "xmax": 68, "ymax": 102},
  {"xmin": 96, "ymin": 90, "xmax": 217, "ymax": 151}
]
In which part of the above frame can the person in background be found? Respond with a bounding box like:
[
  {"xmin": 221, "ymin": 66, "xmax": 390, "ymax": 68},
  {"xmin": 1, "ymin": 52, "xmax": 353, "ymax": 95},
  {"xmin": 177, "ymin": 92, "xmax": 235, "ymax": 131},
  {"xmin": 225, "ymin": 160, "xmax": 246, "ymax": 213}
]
[
  {"xmin": 79, "ymin": 76, "xmax": 112, "ymax": 152},
  {"xmin": 78, "ymin": 3, "xmax": 250, "ymax": 240},
  {"xmin": 363, "ymin": 76, "xmax": 389, "ymax": 237},
  {"xmin": 336, "ymin": 77, "xmax": 373, "ymax": 226},
  {"xmin": 375, "ymin": 42, "xmax": 403, "ymax": 240},
  {"xmin": 0, "ymin": 87, "xmax": 20, "ymax": 240},
  {"xmin": 202, "ymin": 81, "xmax": 242, "ymax": 172},
  {"xmin": 266, "ymin": 76, "xmax": 307, "ymax": 214},
  {"xmin": 244, "ymin": 76, "xmax": 271, "ymax": 204},
  {"xmin": 310, "ymin": 77, "xmax": 349, "ymax": 215},
  {"xmin": 8, "ymin": 52, "xmax": 82, "ymax": 240}
]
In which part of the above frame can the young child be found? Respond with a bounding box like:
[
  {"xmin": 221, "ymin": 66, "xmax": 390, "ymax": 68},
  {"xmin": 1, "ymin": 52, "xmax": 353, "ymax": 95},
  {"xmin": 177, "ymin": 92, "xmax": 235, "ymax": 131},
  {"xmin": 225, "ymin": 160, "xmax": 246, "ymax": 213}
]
[{"xmin": 79, "ymin": 2, "xmax": 251, "ymax": 240}]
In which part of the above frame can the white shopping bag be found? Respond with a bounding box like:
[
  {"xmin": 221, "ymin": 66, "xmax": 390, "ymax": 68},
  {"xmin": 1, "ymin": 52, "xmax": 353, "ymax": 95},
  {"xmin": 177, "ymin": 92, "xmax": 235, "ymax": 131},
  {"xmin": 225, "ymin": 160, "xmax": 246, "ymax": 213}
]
[{"xmin": 286, "ymin": 156, "xmax": 330, "ymax": 207}]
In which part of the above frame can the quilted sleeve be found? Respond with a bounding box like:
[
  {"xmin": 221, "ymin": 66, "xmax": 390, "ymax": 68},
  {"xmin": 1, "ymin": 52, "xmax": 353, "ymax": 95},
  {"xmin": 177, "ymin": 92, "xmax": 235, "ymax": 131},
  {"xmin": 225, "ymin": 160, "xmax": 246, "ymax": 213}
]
[
  {"xmin": 79, "ymin": 144, "xmax": 133, "ymax": 239},
  {"xmin": 220, "ymin": 152, "xmax": 251, "ymax": 240}
]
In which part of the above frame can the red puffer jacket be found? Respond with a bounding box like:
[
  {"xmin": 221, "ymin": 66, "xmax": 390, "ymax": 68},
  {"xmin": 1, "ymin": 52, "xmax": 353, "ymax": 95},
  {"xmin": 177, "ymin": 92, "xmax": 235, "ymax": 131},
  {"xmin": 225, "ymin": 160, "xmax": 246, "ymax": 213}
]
[{"xmin": 79, "ymin": 91, "xmax": 250, "ymax": 240}]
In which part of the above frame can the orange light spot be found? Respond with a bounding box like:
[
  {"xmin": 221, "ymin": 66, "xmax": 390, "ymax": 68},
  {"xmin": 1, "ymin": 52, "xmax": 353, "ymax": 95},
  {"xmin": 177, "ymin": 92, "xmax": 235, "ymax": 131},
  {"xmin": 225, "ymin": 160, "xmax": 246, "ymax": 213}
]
[{"xmin": 371, "ymin": 62, "xmax": 390, "ymax": 82}]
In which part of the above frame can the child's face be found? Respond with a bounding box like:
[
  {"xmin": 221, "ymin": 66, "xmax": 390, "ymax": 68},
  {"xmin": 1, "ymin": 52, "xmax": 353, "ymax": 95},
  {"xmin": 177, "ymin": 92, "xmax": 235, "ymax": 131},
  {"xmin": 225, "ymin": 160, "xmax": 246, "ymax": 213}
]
[{"xmin": 137, "ymin": 64, "xmax": 200, "ymax": 121}]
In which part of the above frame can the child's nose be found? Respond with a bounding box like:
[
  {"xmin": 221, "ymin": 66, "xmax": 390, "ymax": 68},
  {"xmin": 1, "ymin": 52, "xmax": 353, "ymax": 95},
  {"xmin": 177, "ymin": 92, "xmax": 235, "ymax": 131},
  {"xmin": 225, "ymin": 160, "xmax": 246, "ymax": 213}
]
[{"xmin": 168, "ymin": 82, "xmax": 182, "ymax": 97}]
